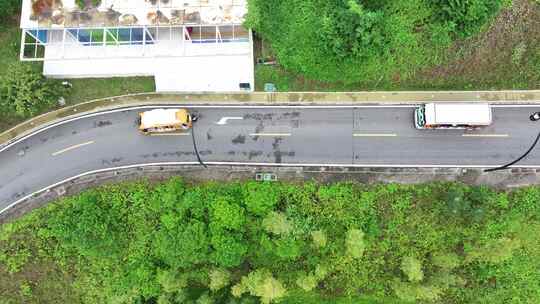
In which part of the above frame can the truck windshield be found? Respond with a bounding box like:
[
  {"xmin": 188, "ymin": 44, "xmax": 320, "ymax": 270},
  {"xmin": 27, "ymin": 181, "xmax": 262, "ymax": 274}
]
[{"xmin": 416, "ymin": 107, "xmax": 425, "ymax": 128}]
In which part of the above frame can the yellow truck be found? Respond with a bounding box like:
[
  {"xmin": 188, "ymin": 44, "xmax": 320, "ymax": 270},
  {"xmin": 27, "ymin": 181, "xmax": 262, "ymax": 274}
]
[{"xmin": 138, "ymin": 109, "xmax": 195, "ymax": 134}]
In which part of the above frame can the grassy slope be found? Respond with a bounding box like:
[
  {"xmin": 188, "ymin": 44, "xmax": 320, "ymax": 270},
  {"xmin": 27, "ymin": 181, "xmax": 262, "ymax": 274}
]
[{"xmin": 255, "ymin": 0, "xmax": 540, "ymax": 92}]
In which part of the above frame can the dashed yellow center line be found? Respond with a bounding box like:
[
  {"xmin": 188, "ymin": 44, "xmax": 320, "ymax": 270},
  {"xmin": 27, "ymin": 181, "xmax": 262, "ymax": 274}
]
[
  {"xmin": 52, "ymin": 141, "xmax": 95, "ymax": 156},
  {"xmin": 353, "ymin": 133, "xmax": 398, "ymax": 137},
  {"xmin": 249, "ymin": 133, "xmax": 291, "ymax": 137},
  {"xmin": 462, "ymin": 134, "xmax": 509, "ymax": 138}
]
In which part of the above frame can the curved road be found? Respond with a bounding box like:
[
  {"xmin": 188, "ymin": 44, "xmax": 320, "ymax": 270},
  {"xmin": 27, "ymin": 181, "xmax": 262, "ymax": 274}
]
[{"xmin": 1, "ymin": 104, "xmax": 540, "ymax": 213}]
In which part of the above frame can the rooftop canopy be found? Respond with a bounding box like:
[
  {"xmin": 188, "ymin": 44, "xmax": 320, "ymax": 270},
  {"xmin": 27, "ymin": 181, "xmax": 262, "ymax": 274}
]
[{"xmin": 21, "ymin": 0, "xmax": 247, "ymax": 28}]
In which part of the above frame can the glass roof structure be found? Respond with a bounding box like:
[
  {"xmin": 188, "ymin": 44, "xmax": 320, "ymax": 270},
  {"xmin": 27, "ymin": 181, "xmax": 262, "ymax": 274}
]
[
  {"xmin": 18, "ymin": 0, "xmax": 254, "ymax": 93},
  {"xmin": 20, "ymin": 0, "xmax": 251, "ymax": 61}
]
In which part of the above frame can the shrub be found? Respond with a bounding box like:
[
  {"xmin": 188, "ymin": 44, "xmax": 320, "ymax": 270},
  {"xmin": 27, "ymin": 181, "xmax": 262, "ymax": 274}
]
[
  {"xmin": 262, "ymin": 212, "xmax": 292, "ymax": 235},
  {"xmin": 246, "ymin": 0, "xmax": 504, "ymax": 83},
  {"xmin": 345, "ymin": 229, "xmax": 366, "ymax": 259},
  {"xmin": 432, "ymin": 0, "xmax": 504, "ymax": 37},
  {"xmin": 0, "ymin": 63, "xmax": 65, "ymax": 118},
  {"xmin": 401, "ymin": 256, "xmax": 424, "ymax": 282}
]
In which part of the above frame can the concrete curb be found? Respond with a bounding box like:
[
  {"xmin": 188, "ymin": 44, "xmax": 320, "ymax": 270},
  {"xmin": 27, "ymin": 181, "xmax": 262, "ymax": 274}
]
[
  {"xmin": 2, "ymin": 164, "xmax": 540, "ymax": 224},
  {"xmin": 1, "ymin": 90, "xmax": 540, "ymax": 149}
]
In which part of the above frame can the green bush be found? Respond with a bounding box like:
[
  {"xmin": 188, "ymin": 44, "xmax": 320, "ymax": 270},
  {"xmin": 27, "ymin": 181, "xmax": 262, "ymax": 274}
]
[
  {"xmin": 432, "ymin": 0, "xmax": 504, "ymax": 37},
  {"xmin": 0, "ymin": 63, "xmax": 65, "ymax": 118}
]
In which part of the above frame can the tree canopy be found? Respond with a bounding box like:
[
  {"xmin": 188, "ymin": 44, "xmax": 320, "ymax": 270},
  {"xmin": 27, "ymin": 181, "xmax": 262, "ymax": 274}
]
[{"xmin": 1, "ymin": 179, "xmax": 540, "ymax": 303}]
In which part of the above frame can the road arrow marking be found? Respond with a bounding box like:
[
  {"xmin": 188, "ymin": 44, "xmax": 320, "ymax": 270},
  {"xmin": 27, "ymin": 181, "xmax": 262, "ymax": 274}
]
[
  {"xmin": 52, "ymin": 141, "xmax": 94, "ymax": 156},
  {"xmin": 216, "ymin": 117, "xmax": 243, "ymax": 125}
]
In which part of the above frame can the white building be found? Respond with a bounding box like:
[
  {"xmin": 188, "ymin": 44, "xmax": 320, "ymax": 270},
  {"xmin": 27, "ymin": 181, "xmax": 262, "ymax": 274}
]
[{"xmin": 20, "ymin": 0, "xmax": 254, "ymax": 92}]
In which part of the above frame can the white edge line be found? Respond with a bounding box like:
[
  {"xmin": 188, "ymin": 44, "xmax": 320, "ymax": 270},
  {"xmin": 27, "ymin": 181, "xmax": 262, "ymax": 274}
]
[
  {"xmin": 462, "ymin": 134, "xmax": 509, "ymax": 138},
  {"xmin": 3, "ymin": 103, "xmax": 540, "ymax": 154},
  {"xmin": 0, "ymin": 162, "xmax": 201, "ymax": 215},
  {"xmin": 249, "ymin": 133, "xmax": 291, "ymax": 137},
  {"xmin": 353, "ymin": 134, "xmax": 398, "ymax": 137},
  {"xmin": 147, "ymin": 133, "xmax": 191, "ymax": 136},
  {"xmin": 490, "ymin": 104, "xmax": 540, "ymax": 108},
  {"xmin": 0, "ymin": 105, "xmax": 409, "ymax": 153},
  {"xmin": 2, "ymin": 161, "xmax": 540, "ymax": 216}
]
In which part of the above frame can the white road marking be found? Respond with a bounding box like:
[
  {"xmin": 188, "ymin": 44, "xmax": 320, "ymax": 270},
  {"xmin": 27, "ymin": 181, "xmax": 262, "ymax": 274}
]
[
  {"xmin": 52, "ymin": 141, "xmax": 94, "ymax": 156},
  {"xmin": 353, "ymin": 133, "xmax": 398, "ymax": 137},
  {"xmin": 462, "ymin": 134, "xmax": 509, "ymax": 138},
  {"xmin": 147, "ymin": 133, "xmax": 190, "ymax": 136},
  {"xmin": 216, "ymin": 117, "xmax": 244, "ymax": 125},
  {"xmin": 491, "ymin": 105, "xmax": 540, "ymax": 108},
  {"xmin": 4, "ymin": 160, "xmax": 540, "ymax": 216},
  {"xmin": 249, "ymin": 133, "xmax": 291, "ymax": 137}
]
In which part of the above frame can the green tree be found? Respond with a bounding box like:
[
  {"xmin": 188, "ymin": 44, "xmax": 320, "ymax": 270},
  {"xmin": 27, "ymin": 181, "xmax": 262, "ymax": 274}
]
[
  {"xmin": 345, "ymin": 229, "xmax": 366, "ymax": 259},
  {"xmin": 466, "ymin": 238, "xmax": 521, "ymax": 264},
  {"xmin": 209, "ymin": 269, "xmax": 231, "ymax": 291},
  {"xmin": 157, "ymin": 269, "xmax": 187, "ymax": 293},
  {"xmin": 196, "ymin": 292, "xmax": 214, "ymax": 304},
  {"xmin": 401, "ymin": 256, "xmax": 424, "ymax": 282},
  {"xmin": 210, "ymin": 232, "xmax": 248, "ymax": 267},
  {"xmin": 242, "ymin": 182, "xmax": 281, "ymax": 216},
  {"xmin": 311, "ymin": 230, "xmax": 327, "ymax": 248},
  {"xmin": 263, "ymin": 212, "xmax": 292, "ymax": 235},
  {"xmin": 274, "ymin": 236, "xmax": 303, "ymax": 260},
  {"xmin": 296, "ymin": 273, "xmax": 318, "ymax": 292},
  {"xmin": 232, "ymin": 270, "xmax": 287, "ymax": 304},
  {"xmin": 210, "ymin": 197, "xmax": 246, "ymax": 231},
  {"xmin": 153, "ymin": 220, "xmax": 210, "ymax": 268},
  {"xmin": 43, "ymin": 192, "xmax": 127, "ymax": 259},
  {"xmin": 432, "ymin": 252, "xmax": 462, "ymax": 270},
  {"xmin": 392, "ymin": 280, "xmax": 444, "ymax": 302}
]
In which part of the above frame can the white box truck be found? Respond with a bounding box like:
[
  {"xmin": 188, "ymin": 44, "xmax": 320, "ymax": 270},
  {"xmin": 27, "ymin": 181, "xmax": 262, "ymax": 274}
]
[{"xmin": 414, "ymin": 103, "xmax": 492, "ymax": 129}]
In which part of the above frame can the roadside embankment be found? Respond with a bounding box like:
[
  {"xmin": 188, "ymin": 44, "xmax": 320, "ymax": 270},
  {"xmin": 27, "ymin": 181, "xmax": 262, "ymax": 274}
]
[{"xmin": 2, "ymin": 164, "xmax": 540, "ymax": 224}]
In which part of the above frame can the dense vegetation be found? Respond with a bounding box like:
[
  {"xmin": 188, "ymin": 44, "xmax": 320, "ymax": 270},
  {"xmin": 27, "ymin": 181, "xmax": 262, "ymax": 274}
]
[
  {"xmin": 250, "ymin": 0, "xmax": 540, "ymax": 90},
  {"xmin": 0, "ymin": 63, "xmax": 67, "ymax": 118},
  {"xmin": 247, "ymin": 0, "xmax": 505, "ymax": 83},
  {"xmin": 1, "ymin": 179, "xmax": 540, "ymax": 303}
]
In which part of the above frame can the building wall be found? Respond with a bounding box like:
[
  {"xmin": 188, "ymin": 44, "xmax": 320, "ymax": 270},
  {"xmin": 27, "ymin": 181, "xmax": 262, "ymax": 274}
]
[{"xmin": 43, "ymin": 49, "xmax": 254, "ymax": 92}]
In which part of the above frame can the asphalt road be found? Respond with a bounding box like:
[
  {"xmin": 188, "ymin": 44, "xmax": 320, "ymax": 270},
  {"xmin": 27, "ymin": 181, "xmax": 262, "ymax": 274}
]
[{"xmin": 1, "ymin": 105, "xmax": 540, "ymax": 212}]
